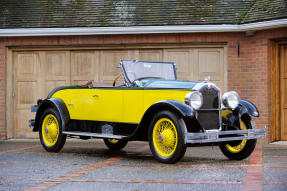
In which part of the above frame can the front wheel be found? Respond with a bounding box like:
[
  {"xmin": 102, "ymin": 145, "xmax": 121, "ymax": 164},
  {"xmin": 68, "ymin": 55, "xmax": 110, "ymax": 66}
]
[
  {"xmin": 104, "ymin": 139, "xmax": 128, "ymax": 150},
  {"xmin": 39, "ymin": 108, "xmax": 66, "ymax": 152},
  {"xmin": 219, "ymin": 119, "xmax": 257, "ymax": 160},
  {"xmin": 148, "ymin": 111, "xmax": 187, "ymax": 164}
]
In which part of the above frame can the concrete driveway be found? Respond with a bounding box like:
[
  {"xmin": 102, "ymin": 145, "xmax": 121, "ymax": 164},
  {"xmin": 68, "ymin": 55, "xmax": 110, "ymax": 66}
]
[{"xmin": 0, "ymin": 139, "xmax": 286, "ymax": 191}]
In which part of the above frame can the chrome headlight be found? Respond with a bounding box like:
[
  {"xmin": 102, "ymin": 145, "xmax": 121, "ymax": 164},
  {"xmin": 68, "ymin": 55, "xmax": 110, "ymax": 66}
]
[
  {"xmin": 222, "ymin": 91, "xmax": 240, "ymax": 110},
  {"xmin": 185, "ymin": 91, "xmax": 203, "ymax": 110}
]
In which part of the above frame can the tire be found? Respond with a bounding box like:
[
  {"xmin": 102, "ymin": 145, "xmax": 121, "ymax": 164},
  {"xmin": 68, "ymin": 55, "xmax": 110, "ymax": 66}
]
[
  {"xmin": 103, "ymin": 139, "xmax": 128, "ymax": 150},
  {"xmin": 219, "ymin": 118, "xmax": 257, "ymax": 160},
  {"xmin": 148, "ymin": 110, "xmax": 187, "ymax": 164},
  {"xmin": 39, "ymin": 108, "xmax": 66, "ymax": 152}
]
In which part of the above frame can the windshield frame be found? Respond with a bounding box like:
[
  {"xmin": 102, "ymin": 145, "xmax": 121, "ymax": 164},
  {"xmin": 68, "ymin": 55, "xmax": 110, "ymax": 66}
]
[{"xmin": 120, "ymin": 60, "xmax": 177, "ymax": 86}]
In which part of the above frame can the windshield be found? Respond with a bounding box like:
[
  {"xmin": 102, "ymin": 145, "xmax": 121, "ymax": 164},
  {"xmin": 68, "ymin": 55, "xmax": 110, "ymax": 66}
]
[{"xmin": 120, "ymin": 60, "xmax": 177, "ymax": 84}]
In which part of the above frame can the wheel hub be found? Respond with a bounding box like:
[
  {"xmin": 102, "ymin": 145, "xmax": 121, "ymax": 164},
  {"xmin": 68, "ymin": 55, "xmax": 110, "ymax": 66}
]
[{"xmin": 158, "ymin": 134, "xmax": 163, "ymax": 142}]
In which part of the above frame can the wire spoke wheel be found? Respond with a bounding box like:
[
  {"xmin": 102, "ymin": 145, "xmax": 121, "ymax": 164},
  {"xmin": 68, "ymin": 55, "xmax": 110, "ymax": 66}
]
[
  {"xmin": 39, "ymin": 108, "xmax": 66, "ymax": 152},
  {"xmin": 42, "ymin": 114, "xmax": 59, "ymax": 146},
  {"xmin": 219, "ymin": 118, "xmax": 257, "ymax": 160},
  {"xmin": 153, "ymin": 118, "xmax": 178, "ymax": 158},
  {"xmin": 225, "ymin": 120, "xmax": 247, "ymax": 153},
  {"xmin": 149, "ymin": 111, "xmax": 186, "ymax": 164}
]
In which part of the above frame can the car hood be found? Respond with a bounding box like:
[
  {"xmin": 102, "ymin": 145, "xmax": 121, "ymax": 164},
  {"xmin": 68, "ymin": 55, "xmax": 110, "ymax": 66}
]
[{"xmin": 139, "ymin": 79, "xmax": 201, "ymax": 90}]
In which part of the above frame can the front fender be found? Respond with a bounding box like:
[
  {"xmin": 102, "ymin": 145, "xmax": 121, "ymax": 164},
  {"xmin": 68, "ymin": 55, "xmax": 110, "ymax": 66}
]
[
  {"xmin": 33, "ymin": 98, "xmax": 70, "ymax": 132},
  {"xmin": 239, "ymin": 99, "xmax": 259, "ymax": 117},
  {"xmin": 132, "ymin": 100, "xmax": 194, "ymax": 141},
  {"xmin": 145, "ymin": 100, "xmax": 195, "ymax": 118}
]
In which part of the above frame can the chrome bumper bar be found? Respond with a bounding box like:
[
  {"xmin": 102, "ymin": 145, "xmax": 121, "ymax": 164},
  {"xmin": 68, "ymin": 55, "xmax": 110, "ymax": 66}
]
[{"xmin": 186, "ymin": 128, "xmax": 266, "ymax": 144}]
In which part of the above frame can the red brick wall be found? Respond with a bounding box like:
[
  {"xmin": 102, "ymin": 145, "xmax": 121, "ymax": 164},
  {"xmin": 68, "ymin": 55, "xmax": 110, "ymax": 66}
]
[{"xmin": 1, "ymin": 27, "xmax": 287, "ymax": 141}]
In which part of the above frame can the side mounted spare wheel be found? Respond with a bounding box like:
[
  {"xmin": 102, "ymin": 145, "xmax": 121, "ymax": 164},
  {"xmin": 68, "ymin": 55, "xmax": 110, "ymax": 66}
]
[
  {"xmin": 39, "ymin": 108, "xmax": 66, "ymax": 152},
  {"xmin": 148, "ymin": 110, "xmax": 187, "ymax": 164}
]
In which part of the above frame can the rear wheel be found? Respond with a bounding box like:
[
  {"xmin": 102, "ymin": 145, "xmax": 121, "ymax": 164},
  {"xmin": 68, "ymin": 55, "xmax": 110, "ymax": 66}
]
[
  {"xmin": 219, "ymin": 119, "xmax": 256, "ymax": 160},
  {"xmin": 39, "ymin": 108, "xmax": 66, "ymax": 152},
  {"xmin": 104, "ymin": 139, "xmax": 128, "ymax": 150},
  {"xmin": 148, "ymin": 111, "xmax": 187, "ymax": 164}
]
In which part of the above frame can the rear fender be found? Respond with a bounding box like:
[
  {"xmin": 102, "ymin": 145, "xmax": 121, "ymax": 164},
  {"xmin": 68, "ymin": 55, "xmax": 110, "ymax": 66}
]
[{"xmin": 33, "ymin": 98, "xmax": 70, "ymax": 132}]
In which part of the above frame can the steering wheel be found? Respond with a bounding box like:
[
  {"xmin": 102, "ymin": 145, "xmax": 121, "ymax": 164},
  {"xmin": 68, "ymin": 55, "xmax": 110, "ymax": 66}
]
[{"xmin": 113, "ymin": 71, "xmax": 137, "ymax": 87}]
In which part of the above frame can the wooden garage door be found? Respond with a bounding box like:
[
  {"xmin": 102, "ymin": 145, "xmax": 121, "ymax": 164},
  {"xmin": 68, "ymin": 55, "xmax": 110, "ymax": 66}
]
[
  {"xmin": 11, "ymin": 47, "xmax": 225, "ymax": 138},
  {"xmin": 280, "ymin": 46, "xmax": 287, "ymax": 140}
]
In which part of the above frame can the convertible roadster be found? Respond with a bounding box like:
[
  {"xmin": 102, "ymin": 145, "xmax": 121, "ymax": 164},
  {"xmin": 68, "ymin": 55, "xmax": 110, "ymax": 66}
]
[{"xmin": 29, "ymin": 60, "xmax": 265, "ymax": 163}]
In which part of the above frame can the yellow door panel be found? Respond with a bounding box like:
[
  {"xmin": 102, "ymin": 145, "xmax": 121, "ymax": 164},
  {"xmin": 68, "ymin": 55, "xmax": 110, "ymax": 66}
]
[
  {"xmin": 123, "ymin": 90, "xmax": 144, "ymax": 123},
  {"xmin": 92, "ymin": 89, "xmax": 124, "ymax": 121}
]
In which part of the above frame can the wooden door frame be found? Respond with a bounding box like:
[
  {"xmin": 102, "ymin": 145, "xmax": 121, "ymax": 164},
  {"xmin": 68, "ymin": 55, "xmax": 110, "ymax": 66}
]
[
  {"xmin": 6, "ymin": 43, "xmax": 228, "ymax": 139},
  {"xmin": 271, "ymin": 39, "xmax": 287, "ymax": 142}
]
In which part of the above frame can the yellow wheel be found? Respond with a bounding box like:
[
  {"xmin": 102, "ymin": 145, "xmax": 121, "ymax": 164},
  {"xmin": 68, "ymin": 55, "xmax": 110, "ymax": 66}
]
[
  {"xmin": 149, "ymin": 111, "xmax": 186, "ymax": 164},
  {"xmin": 225, "ymin": 120, "xmax": 247, "ymax": 153},
  {"xmin": 42, "ymin": 114, "xmax": 59, "ymax": 147},
  {"xmin": 39, "ymin": 108, "xmax": 66, "ymax": 152},
  {"xmin": 152, "ymin": 118, "xmax": 178, "ymax": 158},
  {"xmin": 104, "ymin": 138, "xmax": 128, "ymax": 150},
  {"xmin": 219, "ymin": 118, "xmax": 257, "ymax": 160}
]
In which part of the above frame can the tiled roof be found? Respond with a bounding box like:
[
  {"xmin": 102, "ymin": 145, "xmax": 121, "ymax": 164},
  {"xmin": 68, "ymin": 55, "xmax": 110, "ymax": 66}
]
[{"xmin": 0, "ymin": 0, "xmax": 286, "ymax": 29}]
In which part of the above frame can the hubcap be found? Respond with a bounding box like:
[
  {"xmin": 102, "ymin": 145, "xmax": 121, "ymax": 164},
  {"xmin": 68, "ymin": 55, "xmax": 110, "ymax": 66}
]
[{"xmin": 158, "ymin": 134, "xmax": 163, "ymax": 142}]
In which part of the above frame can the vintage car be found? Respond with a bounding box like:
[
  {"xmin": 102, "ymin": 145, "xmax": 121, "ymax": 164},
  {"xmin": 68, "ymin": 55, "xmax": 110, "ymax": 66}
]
[{"xmin": 29, "ymin": 60, "xmax": 265, "ymax": 163}]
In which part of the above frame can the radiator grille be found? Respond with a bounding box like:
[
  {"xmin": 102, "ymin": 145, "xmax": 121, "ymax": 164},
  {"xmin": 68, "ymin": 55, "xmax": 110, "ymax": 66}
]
[
  {"xmin": 200, "ymin": 85, "xmax": 219, "ymax": 109},
  {"xmin": 197, "ymin": 84, "xmax": 221, "ymax": 130}
]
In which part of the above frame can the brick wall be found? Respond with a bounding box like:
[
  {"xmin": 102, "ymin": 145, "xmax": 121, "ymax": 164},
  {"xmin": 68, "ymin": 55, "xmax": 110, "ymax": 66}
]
[{"xmin": 1, "ymin": 27, "xmax": 287, "ymax": 141}]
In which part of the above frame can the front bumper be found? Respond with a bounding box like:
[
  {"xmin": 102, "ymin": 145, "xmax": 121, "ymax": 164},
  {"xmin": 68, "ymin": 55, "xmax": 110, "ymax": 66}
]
[{"xmin": 186, "ymin": 127, "xmax": 266, "ymax": 144}]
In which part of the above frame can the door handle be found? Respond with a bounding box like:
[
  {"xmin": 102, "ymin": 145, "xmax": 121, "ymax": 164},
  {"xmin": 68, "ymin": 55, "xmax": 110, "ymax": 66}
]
[{"xmin": 93, "ymin": 94, "xmax": 99, "ymax": 97}]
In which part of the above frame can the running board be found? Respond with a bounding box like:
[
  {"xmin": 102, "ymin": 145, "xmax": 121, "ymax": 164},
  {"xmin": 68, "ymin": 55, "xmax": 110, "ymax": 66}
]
[
  {"xmin": 62, "ymin": 131, "xmax": 127, "ymax": 139},
  {"xmin": 186, "ymin": 128, "xmax": 266, "ymax": 144}
]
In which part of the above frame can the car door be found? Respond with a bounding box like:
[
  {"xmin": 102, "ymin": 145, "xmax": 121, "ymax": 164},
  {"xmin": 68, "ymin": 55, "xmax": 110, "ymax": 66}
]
[
  {"xmin": 60, "ymin": 88, "xmax": 124, "ymax": 122},
  {"xmin": 91, "ymin": 88, "xmax": 124, "ymax": 122}
]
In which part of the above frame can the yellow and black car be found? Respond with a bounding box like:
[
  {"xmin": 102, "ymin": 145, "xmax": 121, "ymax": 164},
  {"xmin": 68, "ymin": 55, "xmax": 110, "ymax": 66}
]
[{"xmin": 29, "ymin": 60, "xmax": 265, "ymax": 163}]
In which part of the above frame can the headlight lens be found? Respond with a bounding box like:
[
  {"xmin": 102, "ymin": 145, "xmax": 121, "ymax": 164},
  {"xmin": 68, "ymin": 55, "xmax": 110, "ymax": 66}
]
[
  {"xmin": 222, "ymin": 91, "xmax": 240, "ymax": 110},
  {"xmin": 185, "ymin": 91, "xmax": 203, "ymax": 110}
]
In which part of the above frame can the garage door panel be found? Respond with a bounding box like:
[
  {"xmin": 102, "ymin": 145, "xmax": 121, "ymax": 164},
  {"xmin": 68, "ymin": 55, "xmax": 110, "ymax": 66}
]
[
  {"xmin": 100, "ymin": 50, "xmax": 134, "ymax": 82},
  {"xmin": 16, "ymin": 53, "xmax": 40, "ymax": 79},
  {"xmin": 196, "ymin": 48, "xmax": 224, "ymax": 90},
  {"xmin": 139, "ymin": 49, "xmax": 162, "ymax": 62},
  {"xmin": 198, "ymin": 49, "xmax": 222, "ymax": 80},
  {"xmin": 71, "ymin": 51, "xmax": 99, "ymax": 83},
  {"xmin": 45, "ymin": 80, "xmax": 67, "ymax": 96},
  {"xmin": 163, "ymin": 48, "xmax": 194, "ymax": 81},
  {"xmin": 15, "ymin": 109, "xmax": 36, "ymax": 138},
  {"xmin": 16, "ymin": 81, "xmax": 38, "ymax": 105},
  {"xmin": 46, "ymin": 52, "xmax": 69, "ymax": 77},
  {"xmin": 44, "ymin": 51, "xmax": 70, "ymax": 97}
]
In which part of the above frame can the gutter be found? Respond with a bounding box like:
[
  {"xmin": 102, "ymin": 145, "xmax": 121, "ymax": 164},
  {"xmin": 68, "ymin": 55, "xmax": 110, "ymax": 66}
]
[{"xmin": 0, "ymin": 18, "xmax": 287, "ymax": 37}]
